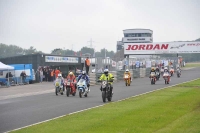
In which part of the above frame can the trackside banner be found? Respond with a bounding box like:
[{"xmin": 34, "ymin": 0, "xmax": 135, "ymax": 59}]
[{"xmin": 124, "ymin": 42, "xmax": 200, "ymax": 55}]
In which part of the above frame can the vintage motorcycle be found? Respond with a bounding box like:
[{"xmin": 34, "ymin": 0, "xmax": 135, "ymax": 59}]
[
  {"xmin": 77, "ymin": 79, "xmax": 89, "ymax": 98},
  {"xmin": 177, "ymin": 69, "xmax": 181, "ymax": 78},
  {"xmin": 150, "ymin": 72, "xmax": 156, "ymax": 85},
  {"xmin": 170, "ymin": 68, "xmax": 174, "ymax": 76},
  {"xmin": 55, "ymin": 78, "xmax": 64, "ymax": 95},
  {"xmin": 155, "ymin": 71, "xmax": 160, "ymax": 80},
  {"xmin": 65, "ymin": 79, "xmax": 76, "ymax": 97},
  {"xmin": 124, "ymin": 74, "xmax": 131, "ymax": 86},
  {"xmin": 163, "ymin": 72, "xmax": 170, "ymax": 84},
  {"xmin": 98, "ymin": 77, "xmax": 113, "ymax": 103}
]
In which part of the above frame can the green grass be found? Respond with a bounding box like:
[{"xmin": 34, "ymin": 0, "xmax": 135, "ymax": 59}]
[
  {"xmin": 11, "ymin": 79, "xmax": 200, "ymax": 133},
  {"xmin": 185, "ymin": 62, "xmax": 200, "ymax": 68}
]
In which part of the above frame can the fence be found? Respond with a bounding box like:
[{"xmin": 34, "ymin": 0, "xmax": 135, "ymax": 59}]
[{"xmin": 0, "ymin": 76, "xmax": 30, "ymax": 87}]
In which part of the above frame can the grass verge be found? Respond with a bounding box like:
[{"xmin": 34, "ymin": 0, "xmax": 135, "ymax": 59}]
[
  {"xmin": 11, "ymin": 79, "xmax": 200, "ymax": 133},
  {"xmin": 185, "ymin": 62, "xmax": 200, "ymax": 68}
]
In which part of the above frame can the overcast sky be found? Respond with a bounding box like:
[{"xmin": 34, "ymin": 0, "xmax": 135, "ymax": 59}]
[{"xmin": 0, "ymin": 0, "xmax": 199, "ymax": 53}]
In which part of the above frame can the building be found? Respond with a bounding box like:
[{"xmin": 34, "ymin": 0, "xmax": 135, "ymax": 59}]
[
  {"xmin": 123, "ymin": 29, "xmax": 153, "ymax": 43},
  {"xmin": 0, "ymin": 53, "xmax": 83, "ymax": 82},
  {"xmin": 116, "ymin": 28, "xmax": 153, "ymax": 52}
]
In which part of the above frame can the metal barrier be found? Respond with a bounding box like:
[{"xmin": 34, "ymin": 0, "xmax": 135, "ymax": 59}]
[
  {"xmin": 117, "ymin": 70, "xmax": 124, "ymax": 81},
  {"xmin": 145, "ymin": 68, "xmax": 151, "ymax": 77},
  {"xmin": 140, "ymin": 68, "xmax": 146, "ymax": 78},
  {"xmin": 89, "ymin": 73, "xmax": 96, "ymax": 86}
]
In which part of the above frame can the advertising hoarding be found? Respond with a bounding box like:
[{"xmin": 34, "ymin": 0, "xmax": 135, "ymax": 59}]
[
  {"xmin": 124, "ymin": 42, "xmax": 200, "ymax": 55},
  {"xmin": 45, "ymin": 56, "xmax": 79, "ymax": 63}
]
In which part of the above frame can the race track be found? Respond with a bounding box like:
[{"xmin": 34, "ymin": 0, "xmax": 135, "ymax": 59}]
[{"xmin": 0, "ymin": 68, "xmax": 200, "ymax": 133}]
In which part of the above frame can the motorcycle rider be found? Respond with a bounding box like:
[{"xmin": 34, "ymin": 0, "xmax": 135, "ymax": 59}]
[
  {"xmin": 176, "ymin": 66, "xmax": 182, "ymax": 75},
  {"xmin": 66, "ymin": 72, "xmax": 77, "ymax": 89},
  {"xmin": 163, "ymin": 67, "xmax": 170, "ymax": 82},
  {"xmin": 149, "ymin": 67, "xmax": 156, "ymax": 78},
  {"xmin": 77, "ymin": 71, "xmax": 90, "ymax": 91},
  {"xmin": 98, "ymin": 69, "xmax": 114, "ymax": 95},
  {"xmin": 155, "ymin": 66, "xmax": 160, "ymax": 78},
  {"xmin": 124, "ymin": 69, "xmax": 132, "ymax": 82},
  {"xmin": 55, "ymin": 73, "xmax": 65, "ymax": 91}
]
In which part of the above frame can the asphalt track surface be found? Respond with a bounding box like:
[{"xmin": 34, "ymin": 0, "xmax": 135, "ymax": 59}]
[{"xmin": 0, "ymin": 68, "xmax": 200, "ymax": 133}]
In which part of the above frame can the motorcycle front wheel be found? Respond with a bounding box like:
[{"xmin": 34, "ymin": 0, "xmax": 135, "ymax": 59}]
[
  {"xmin": 66, "ymin": 87, "xmax": 70, "ymax": 97},
  {"xmin": 79, "ymin": 90, "xmax": 82, "ymax": 98},
  {"xmin": 55, "ymin": 87, "xmax": 58, "ymax": 95}
]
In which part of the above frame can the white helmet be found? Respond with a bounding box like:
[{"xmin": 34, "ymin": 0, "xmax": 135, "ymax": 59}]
[
  {"xmin": 125, "ymin": 69, "xmax": 129, "ymax": 72},
  {"xmin": 104, "ymin": 69, "xmax": 109, "ymax": 75},
  {"xmin": 82, "ymin": 71, "xmax": 86, "ymax": 75},
  {"xmin": 164, "ymin": 67, "xmax": 168, "ymax": 69},
  {"xmin": 58, "ymin": 74, "xmax": 62, "ymax": 77}
]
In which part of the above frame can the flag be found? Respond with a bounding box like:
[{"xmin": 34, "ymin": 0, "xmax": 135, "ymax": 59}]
[
  {"xmin": 80, "ymin": 52, "xmax": 82, "ymax": 56},
  {"xmin": 74, "ymin": 52, "xmax": 77, "ymax": 56}
]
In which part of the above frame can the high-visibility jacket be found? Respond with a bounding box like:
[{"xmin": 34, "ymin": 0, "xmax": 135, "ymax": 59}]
[
  {"xmin": 85, "ymin": 59, "xmax": 90, "ymax": 66},
  {"xmin": 51, "ymin": 70, "xmax": 54, "ymax": 77},
  {"xmin": 99, "ymin": 73, "xmax": 114, "ymax": 84}
]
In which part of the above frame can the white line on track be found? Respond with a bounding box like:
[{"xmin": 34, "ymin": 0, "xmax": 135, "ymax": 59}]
[{"xmin": 5, "ymin": 78, "xmax": 200, "ymax": 133}]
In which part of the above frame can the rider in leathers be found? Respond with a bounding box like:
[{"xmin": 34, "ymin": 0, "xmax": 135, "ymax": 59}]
[
  {"xmin": 149, "ymin": 67, "xmax": 156, "ymax": 78},
  {"xmin": 163, "ymin": 67, "xmax": 170, "ymax": 82},
  {"xmin": 66, "ymin": 72, "xmax": 77, "ymax": 89},
  {"xmin": 55, "ymin": 73, "xmax": 65, "ymax": 91},
  {"xmin": 77, "ymin": 71, "xmax": 90, "ymax": 91},
  {"xmin": 124, "ymin": 69, "xmax": 132, "ymax": 82}
]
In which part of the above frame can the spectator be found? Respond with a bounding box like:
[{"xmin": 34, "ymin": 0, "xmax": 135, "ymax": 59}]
[
  {"xmin": 55, "ymin": 68, "xmax": 60, "ymax": 78},
  {"xmin": 43, "ymin": 69, "xmax": 47, "ymax": 81},
  {"xmin": 85, "ymin": 57, "xmax": 90, "ymax": 75},
  {"xmin": 20, "ymin": 71, "xmax": 26, "ymax": 83},
  {"xmin": 51, "ymin": 69, "xmax": 54, "ymax": 81},
  {"xmin": 39, "ymin": 69, "xmax": 43, "ymax": 83},
  {"xmin": 6, "ymin": 72, "xmax": 13, "ymax": 78}
]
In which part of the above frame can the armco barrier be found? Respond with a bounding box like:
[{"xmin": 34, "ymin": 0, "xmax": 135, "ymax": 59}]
[
  {"xmin": 140, "ymin": 68, "xmax": 146, "ymax": 78},
  {"xmin": 117, "ymin": 70, "xmax": 124, "ymax": 81},
  {"xmin": 93, "ymin": 68, "xmax": 152, "ymax": 85},
  {"xmin": 145, "ymin": 68, "xmax": 151, "ymax": 77},
  {"xmin": 132, "ymin": 69, "xmax": 137, "ymax": 78},
  {"xmin": 110, "ymin": 71, "xmax": 117, "ymax": 82},
  {"xmin": 89, "ymin": 73, "xmax": 96, "ymax": 86},
  {"xmin": 95, "ymin": 73, "xmax": 102, "ymax": 85}
]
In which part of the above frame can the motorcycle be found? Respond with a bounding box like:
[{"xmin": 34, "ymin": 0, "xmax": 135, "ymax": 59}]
[
  {"xmin": 65, "ymin": 79, "xmax": 76, "ymax": 97},
  {"xmin": 98, "ymin": 77, "xmax": 113, "ymax": 103},
  {"xmin": 150, "ymin": 72, "xmax": 156, "ymax": 85},
  {"xmin": 77, "ymin": 79, "xmax": 89, "ymax": 98},
  {"xmin": 155, "ymin": 71, "xmax": 160, "ymax": 80},
  {"xmin": 160, "ymin": 67, "xmax": 164, "ymax": 75},
  {"xmin": 170, "ymin": 68, "xmax": 174, "ymax": 76},
  {"xmin": 55, "ymin": 78, "xmax": 64, "ymax": 95},
  {"xmin": 124, "ymin": 74, "xmax": 131, "ymax": 86},
  {"xmin": 163, "ymin": 72, "xmax": 170, "ymax": 84},
  {"xmin": 177, "ymin": 69, "xmax": 181, "ymax": 78}
]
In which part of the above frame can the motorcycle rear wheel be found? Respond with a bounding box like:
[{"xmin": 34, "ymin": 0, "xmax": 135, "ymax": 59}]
[{"xmin": 107, "ymin": 91, "xmax": 112, "ymax": 101}]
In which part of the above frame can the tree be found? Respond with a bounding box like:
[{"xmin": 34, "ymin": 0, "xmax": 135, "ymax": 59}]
[{"xmin": 24, "ymin": 46, "xmax": 37, "ymax": 54}]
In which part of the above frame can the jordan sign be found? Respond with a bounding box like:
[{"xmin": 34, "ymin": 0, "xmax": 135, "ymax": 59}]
[{"xmin": 124, "ymin": 42, "xmax": 200, "ymax": 55}]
